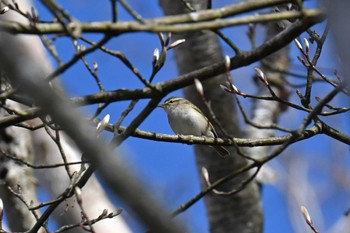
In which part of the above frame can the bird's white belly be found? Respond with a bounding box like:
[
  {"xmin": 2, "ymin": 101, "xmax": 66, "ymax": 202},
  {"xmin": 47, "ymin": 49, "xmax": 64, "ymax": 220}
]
[{"xmin": 168, "ymin": 107, "xmax": 209, "ymax": 136}]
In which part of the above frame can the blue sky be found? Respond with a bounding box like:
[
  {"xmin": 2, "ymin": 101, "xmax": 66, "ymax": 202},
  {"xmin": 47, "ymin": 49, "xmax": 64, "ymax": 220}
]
[{"xmin": 32, "ymin": 1, "xmax": 350, "ymax": 232}]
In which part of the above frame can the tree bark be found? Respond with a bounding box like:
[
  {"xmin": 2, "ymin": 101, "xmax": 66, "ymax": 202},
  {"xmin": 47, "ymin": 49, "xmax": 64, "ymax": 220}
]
[
  {"xmin": 159, "ymin": 1, "xmax": 263, "ymax": 232},
  {"xmin": 0, "ymin": 1, "xmax": 132, "ymax": 232},
  {"xmin": 0, "ymin": 101, "xmax": 42, "ymax": 232}
]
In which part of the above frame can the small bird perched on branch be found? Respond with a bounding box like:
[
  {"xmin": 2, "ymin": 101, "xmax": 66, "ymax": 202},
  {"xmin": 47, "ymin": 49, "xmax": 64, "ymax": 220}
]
[{"xmin": 159, "ymin": 96, "xmax": 229, "ymax": 157}]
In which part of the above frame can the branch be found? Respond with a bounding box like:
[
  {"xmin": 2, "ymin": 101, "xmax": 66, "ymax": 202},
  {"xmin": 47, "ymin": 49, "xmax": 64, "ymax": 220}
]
[
  {"xmin": 171, "ymin": 131, "xmax": 299, "ymax": 217},
  {"xmin": 0, "ymin": 8, "xmax": 325, "ymax": 35},
  {"xmin": 0, "ymin": 27, "xmax": 186, "ymax": 233},
  {"xmin": 69, "ymin": 14, "xmax": 324, "ymax": 104},
  {"xmin": 111, "ymin": 123, "xmax": 325, "ymax": 147}
]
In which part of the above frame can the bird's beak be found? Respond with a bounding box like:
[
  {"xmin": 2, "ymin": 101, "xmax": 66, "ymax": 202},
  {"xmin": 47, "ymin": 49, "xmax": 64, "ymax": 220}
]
[{"xmin": 158, "ymin": 103, "xmax": 165, "ymax": 108}]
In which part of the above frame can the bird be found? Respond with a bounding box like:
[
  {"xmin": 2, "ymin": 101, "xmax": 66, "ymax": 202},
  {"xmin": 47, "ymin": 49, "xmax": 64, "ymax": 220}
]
[{"xmin": 158, "ymin": 96, "xmax": 229, "ymax": 157}]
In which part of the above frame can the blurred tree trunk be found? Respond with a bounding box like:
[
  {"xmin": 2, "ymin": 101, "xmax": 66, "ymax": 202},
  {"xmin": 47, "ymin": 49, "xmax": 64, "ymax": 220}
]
[
  {"xmin": 0, "ymin": 101, "xmax": 42, "ymax": 232},
  {"xmin": 328, "ymin": 0, "xmax": 350, "ymax": 85},
  {"xmin": 159, "ymin": 1, "xmax": 263, "ymax": 232},
  {"xmin": 0, "ymin": 1, "xmax": 131, "ymax": 232}
]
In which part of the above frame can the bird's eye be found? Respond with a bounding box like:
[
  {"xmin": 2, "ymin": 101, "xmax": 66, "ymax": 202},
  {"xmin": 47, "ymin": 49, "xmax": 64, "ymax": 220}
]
[{"xmin": 169, "ymin": 100, "xmax": 173, "ymax": 103}]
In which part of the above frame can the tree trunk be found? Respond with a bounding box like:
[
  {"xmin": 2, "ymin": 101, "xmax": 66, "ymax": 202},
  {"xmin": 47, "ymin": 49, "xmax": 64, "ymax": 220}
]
[
  {"xmin": 159, "ymin": 1, "xmax": 263, "ymax": 232},
  {"xmin": 0, "ymin": 1, "xmax": 132, "ymax": 232}
]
